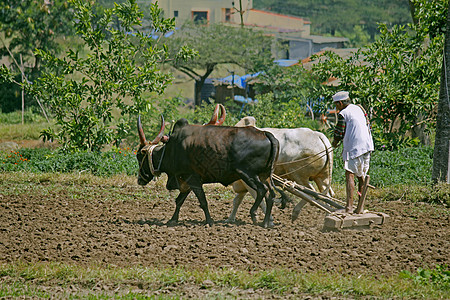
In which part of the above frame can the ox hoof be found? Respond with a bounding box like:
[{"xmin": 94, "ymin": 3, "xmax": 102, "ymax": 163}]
[
  {"xmin": 166, "ymin": 220, "xmax": 178, "ymax": 226},
  {"xmin": 262, "ymin": 221, "xmax": 274, "ymax": 229},
  {"xmin": 225, "ymin": 218, "xmax": 236, "ymax": 224}
]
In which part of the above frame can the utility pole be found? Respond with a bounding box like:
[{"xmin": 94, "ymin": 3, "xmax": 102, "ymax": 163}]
[{"xmin": 20, "ymin": 54, "xmax": 24, "ymax": 125}]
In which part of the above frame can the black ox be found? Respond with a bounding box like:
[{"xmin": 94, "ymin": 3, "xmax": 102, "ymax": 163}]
[{"xmin": 136, "ymin": 113, "xmax": 280, "ymax": 228}]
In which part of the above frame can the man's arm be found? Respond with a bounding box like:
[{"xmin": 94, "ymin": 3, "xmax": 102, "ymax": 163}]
[{"xmin": 332, "ymin": 114, "xmax": 345, "ymax": 148}]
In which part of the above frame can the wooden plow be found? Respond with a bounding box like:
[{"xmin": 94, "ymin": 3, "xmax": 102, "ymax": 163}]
[{"xmin": 272, "ymin": 174, "xmax": 389, "ymax": 230}]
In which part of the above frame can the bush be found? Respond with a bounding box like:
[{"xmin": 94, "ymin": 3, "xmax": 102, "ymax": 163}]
[
  {"xmin": 401, "ymin": 265, "xmax": 450, "ymax": 290},
  {"xmin": 0, "ymin": 109, "xmax": 47, "ymax": 124},
  {"xmin": 332, "ymin": 146, "xmax": 433, "ymax": 187},
  {"xmin": 0, "ymin": 148, "xmax": 137, "ymax": 177}
]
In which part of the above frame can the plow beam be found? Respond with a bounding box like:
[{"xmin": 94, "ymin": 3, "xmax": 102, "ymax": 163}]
[{"xmin": 272, "ymin": 174, "xmax": 344, "ymax": 215}]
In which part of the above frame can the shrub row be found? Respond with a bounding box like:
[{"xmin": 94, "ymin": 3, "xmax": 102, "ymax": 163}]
[
  {"xmin": 1, "ymin": 146, "xmax": 434, "ymax": 185},
  {"xmin": 1, "ymin": 148, "xmax": 137, "ymax": 177}
]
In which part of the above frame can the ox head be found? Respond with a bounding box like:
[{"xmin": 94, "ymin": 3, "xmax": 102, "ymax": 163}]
[{"xmin": 136, "ymin": 114, "xmax": 165, "ymax": 186}]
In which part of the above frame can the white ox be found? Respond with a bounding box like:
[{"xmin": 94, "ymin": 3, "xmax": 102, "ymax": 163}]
[{"xmin": 227, "ymin": 116, "xmax": 334, "ymax": 223}]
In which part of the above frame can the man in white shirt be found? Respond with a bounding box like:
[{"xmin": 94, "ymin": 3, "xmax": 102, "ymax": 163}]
[{"xmin": 331, "ymin": 91, "xmax": 374, "ymax": 213}]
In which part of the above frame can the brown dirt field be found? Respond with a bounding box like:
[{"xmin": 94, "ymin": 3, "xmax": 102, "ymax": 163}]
[
  {"xmin": 0, "ymin": 175, "xmax": 449, "ymax": 298},
  {"xmin": 1, "ymin": 175, "xmax": 448, "ymax": 277}
]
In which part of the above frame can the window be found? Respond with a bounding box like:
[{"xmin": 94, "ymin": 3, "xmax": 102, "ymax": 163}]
[
  {"xmin": 192, "ymin": 11, "xmax": 208, "ymax": 23},
  {"xmin": 174, "ymin": 10, "xmax": 178, "ymax": 17},
  {"xmin": 225, "ymin": 8, "xmax": 231, "ymax": 22}
]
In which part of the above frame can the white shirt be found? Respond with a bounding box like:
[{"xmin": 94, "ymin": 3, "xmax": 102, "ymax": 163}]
[{"xmin": 339, "ymin": 104, "xmax": 374, "ymax": 161}]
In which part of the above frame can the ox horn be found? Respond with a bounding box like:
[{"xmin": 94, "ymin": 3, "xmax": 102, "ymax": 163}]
[
  {"xmin": 138, "ymin": 115, "xmax": 146, "ymax": 146},
  {"xmin": 205, "ymin": 104, "xmax": 220, "ymax": 125},
  {"xmin": 150, "ymin": 114, "xmax": 166, "ymax": 145},
  {"xmin": 215, "ymin": 104, "xmax": 226, "ymax": 125}
]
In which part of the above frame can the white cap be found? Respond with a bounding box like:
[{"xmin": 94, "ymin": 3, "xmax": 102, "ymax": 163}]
[{"xmin": 332, "ymin": 91, "xmax": 350, "ymax": 102}]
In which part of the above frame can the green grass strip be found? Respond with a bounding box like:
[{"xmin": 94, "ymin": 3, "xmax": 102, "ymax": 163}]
[{"xmin": 0, "ymin": 262, "xmax": 448, "ymax": 299}]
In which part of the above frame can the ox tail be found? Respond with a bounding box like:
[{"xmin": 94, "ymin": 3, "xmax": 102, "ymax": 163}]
[
  {"xmin": 264, "ymin": 131, "xmax": 280, "ymax": 190},
  {"xmin": 318, "ymin": 133, "xmax": 334, "ymax": 197}
]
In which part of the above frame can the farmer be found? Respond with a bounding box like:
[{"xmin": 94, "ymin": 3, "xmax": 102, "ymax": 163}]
[{"xmin": 331, "ymin": 91, "xmax": 374, "ymax": 213}]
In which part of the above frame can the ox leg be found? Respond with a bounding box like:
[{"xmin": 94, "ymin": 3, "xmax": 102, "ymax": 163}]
[
  {"xmin": 262, "ymin": 182, "xmax": 275, "ymax": 228},
  {"xmin": 168, "ymin": 191, "xmax": 190, "ymax": 225},
  {"xmin": 249, "ymin": 190, "xmax": 274, "ymax": 226},
  {"xmin": 191, "ymin": 187, "xmax": 214, "ymax": 226},
  {"xmin": 274, "ymin": 187, "xmax": 293, "ymax": 209},
  {"xmin": 313, "ymin": 177, "xmax": 335, "ymax": 197},
  {"xmin": 236, "ymin": 171, "xmax": 274, "ymax": 228},
  {"xmin": 226, "ymin": 192, "xmax": 246, "ymax": 223},
  {"xmin": 243, "ymin": 181, "xmax": 271, "ymax": 222},
  {"xmin": 249, "ymin": 184, "xmax": 266, "ymax": 225},
  {"xmin": 244, "ymin": 179, "xmax": 270, "ymax": 227}
]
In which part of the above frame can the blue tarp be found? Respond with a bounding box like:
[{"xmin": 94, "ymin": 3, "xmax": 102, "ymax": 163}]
[{"xmin": 216, "ymin": 72, "xmax": 261, "ymax": 89}]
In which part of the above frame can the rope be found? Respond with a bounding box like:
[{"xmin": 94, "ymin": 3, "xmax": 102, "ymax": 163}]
[
  {"xmin": 275, "ymin": 146, "xmax": 331, "ymax": 165},
  {"xmin": 275, "ymin": 146, "xmax": 335, "ymax": 177}
]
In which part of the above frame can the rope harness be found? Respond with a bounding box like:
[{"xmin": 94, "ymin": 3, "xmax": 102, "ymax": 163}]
[
  {"xmin": 138, "ymin": 144, "xmax": 165, "ymax": 180},
  {"xmin": 275, "ymin": 146, "xmax": 335, "ymax": 177}
]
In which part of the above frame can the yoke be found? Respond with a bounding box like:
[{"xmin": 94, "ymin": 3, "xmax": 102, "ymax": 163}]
[{"xmin": 272, "ymin": 174, "xmax": 389, "ymax": 230}]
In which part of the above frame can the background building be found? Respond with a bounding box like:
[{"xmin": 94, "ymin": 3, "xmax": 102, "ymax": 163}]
[{"xmin": 151, "ymin": 0, "xmax": 347, "ymax": 60}]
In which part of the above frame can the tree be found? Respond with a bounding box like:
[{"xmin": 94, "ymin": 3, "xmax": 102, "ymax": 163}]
[
  {"xmin": 164, "ymin": 22, "xmax": 274, "ymax": 106},
  {"xmin": 311, "ymin": 8, "xmax": 443, "ymax": 150},
  {"xmin": 27, "ymin": 0, "xmax": 195, "ymax": 151},
  {"xmin": 0, "ymin": 0, "xmax": 73, "ymax": 112},
  {"xmin": 432, "ymin": 1, "xmax": 450, "ymax": 183},
  {"xmin": 252, "ymin": 62, "xmax": 323, "ymax": 112}
]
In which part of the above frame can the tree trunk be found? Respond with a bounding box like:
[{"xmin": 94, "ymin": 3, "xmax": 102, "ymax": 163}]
[
  {"xmin": 194, "ymin": 79, "xmax": 203, "ymax": 106},
  {"xmin": 432, "ymin": 3, "xmax": 450, "ymax": 183},
  {"xmin": 194, "ymin": 64, "xmax": 216, "ymax": 107}
]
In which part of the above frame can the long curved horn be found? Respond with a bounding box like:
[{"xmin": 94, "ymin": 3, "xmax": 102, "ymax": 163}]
[
  {"xmin": 150, "ymin": 114, "xmax": 165, "ymax": 145},
  {"xmin": 138, "ymin": 115, "xmax": 146, "ymax": 146},
  {"xmin": 215, "ymin": 104, "xmax": 226, "ymax": 125},
  {"xmin": 205, "ymin": 104, "xmax": 219, "ymax": 125}
]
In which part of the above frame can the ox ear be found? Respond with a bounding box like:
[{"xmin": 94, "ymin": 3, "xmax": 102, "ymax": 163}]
[
  {"xmin": 215, "ymin": 104, "xmax": 226, "ymax": 125},
  {"xmin": 205, "ymin": 104, "xmax": 220, "ymax": 125},
  {"xmin": 138, "ymin": 115, "xmax": 146, "ymax": 146},
  {"xmin": 150, "ymin": 114, "xmax": 166, "ymax": 145}
]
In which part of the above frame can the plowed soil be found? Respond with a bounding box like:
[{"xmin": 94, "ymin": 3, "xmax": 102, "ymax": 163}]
[{"xmin": 0, "ymin": 175, "xmax": 449, "ymax": 297}]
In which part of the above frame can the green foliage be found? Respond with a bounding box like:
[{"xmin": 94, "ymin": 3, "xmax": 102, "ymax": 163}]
[
  {"xmin": 1, "ymin": 146, "xmax": 433, "ymax": 185},
  {"xmin": 335, "ymin": 25, "xmax": 371, "ymax": 47},
  {"xmin": 253, "ymin": 64, "xmax": 322, "ymax": 104},
  {"xmin": 411, "ymin": 0, "xmax": 448, "ymax": 38},
  {"xmin": 311, "ymin": 20, "xmax": 443, "ymax": 149},
  {"xmin": 168, "ymin": 22, "xmax": 273, "ymax": 73},
  {"xmin": 164, "ymin": 22, "xmax": 273, "ymax": 104},
  {"xmin": 0, "ymin": 148, "xmax": 137, "ymax": 177},
  {"xmin": 0, "ymin": 0, "xmax": 73, "ymax": 112},
  {"xmin": 244, "ymin": 93, "xmax": 319, "ymax": 129},
  {"xmin": 0, "ymin": 109, "xmax": 47, "ymax": 124},
  {"xmin": 401, "ymin": 265, "xmax": 450, "ymax": 290},
  {"xmin": 28, "ymin": 0, "xmax": 195, "ymax": 152},
  {"xmin": 332, "ymin": 147, "xmax": 434, "ymax": 187}
]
